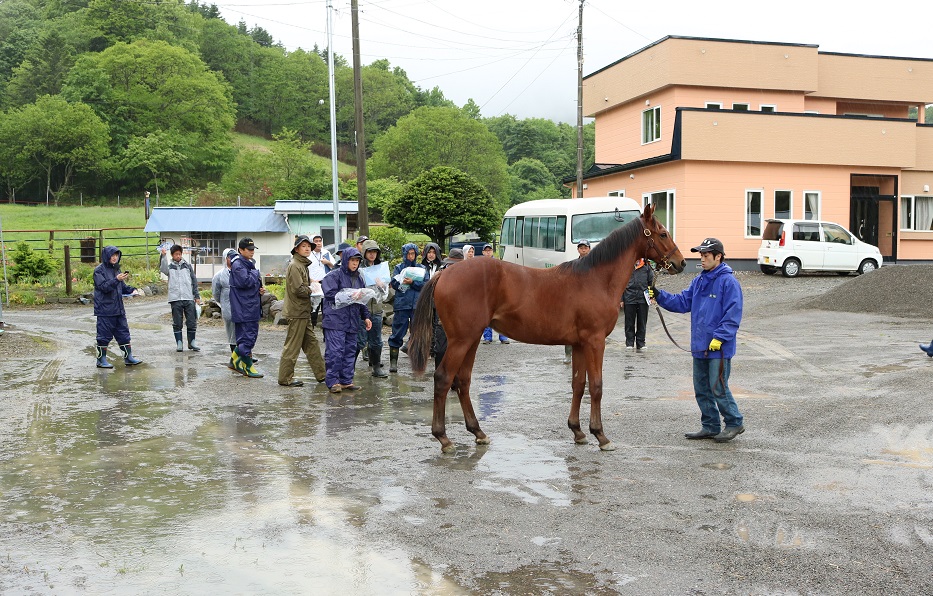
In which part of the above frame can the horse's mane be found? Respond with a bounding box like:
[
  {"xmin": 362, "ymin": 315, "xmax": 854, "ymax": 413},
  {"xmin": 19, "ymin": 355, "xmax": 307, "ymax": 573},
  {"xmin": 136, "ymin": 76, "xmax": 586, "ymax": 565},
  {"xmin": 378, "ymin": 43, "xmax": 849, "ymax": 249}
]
[{"xmin": 557, "ymin": 217, "xmax": 644, "ymax": 274}]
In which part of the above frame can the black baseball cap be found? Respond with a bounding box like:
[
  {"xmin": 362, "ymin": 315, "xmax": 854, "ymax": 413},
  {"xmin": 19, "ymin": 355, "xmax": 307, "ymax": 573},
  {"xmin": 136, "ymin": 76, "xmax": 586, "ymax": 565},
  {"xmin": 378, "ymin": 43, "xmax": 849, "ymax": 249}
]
[
  {"xmin": 577, "ymin": 239, "xmax": 591, "ymax": 247},
  {"xmin": 482, "ymin": 243, "xmax": 493, "ymax": 250},
  {"xmin": 690, "ymin": 238, "xmax": 724, "ymax": 253},
  {"xmin": 238, "ymin": 237, "xmax": 257, "ymax": 250}
]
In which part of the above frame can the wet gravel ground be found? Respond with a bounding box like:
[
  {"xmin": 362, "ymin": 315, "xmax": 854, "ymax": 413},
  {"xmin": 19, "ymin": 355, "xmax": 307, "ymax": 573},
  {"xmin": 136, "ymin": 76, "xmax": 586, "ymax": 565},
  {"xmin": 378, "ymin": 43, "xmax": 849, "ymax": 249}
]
[{"xmin": 1, "ymin": 269, "xmax": 932, "ymax": 594}]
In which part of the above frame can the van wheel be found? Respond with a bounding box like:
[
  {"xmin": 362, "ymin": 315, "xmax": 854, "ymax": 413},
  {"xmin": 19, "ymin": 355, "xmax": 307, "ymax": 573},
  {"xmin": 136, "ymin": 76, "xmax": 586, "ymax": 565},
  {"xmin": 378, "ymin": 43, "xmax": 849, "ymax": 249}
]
[
  {"xmin": 760, "ymin": 265, "xmax": 778, "ymax": 275},
  {"xmin": 781, "ymin": 258, "xmax": 801, "ymax": 278},
  {"xmin": 858, "ymin": 259, "xmax": 877, "ymax": 275}
]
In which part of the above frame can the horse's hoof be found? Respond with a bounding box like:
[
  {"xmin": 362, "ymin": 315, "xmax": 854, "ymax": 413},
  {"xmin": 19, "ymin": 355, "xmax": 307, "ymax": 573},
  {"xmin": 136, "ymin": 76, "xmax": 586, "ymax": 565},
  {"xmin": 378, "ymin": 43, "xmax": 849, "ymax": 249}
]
[
  {"xmin": 599, "ymin": 442, "xmax": 616, "ymax": 451},
  {"xmin": 475, "ymin": 437, "xmax": 490, "ymax": 445},
  {"xmin": 441, "ymin": 443, "xmax": 456, "ymax": 453},
  {"xmin": 574, "ymin": 437, "xmax": 589, "ymax": 445}
]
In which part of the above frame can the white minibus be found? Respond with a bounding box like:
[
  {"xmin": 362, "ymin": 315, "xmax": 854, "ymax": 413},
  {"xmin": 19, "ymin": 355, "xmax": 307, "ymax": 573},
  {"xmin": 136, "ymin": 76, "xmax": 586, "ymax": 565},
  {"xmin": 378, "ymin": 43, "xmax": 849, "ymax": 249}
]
[{"xmin": 499, "ymin": 197, "xmax": 642, "ymax": 268}]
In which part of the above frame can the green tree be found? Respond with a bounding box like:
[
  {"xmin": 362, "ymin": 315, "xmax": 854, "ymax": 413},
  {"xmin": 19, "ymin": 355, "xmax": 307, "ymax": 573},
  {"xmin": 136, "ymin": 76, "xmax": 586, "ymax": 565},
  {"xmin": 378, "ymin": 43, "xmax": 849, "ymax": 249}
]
[
  {"xmin": 220, "ymin": 148, "xmax": 275, "ymax": 204},
  {"xmin": 4, "ymin": 95, "xmax": 110, "ymax": 203},
  {"xmin": 10, "ymin": 241, "xmax": 58, "ymax": 282},
  {"xmin": 335, "ymin": 59, "xmax": 417, "ymax": 146},
  {"xmin": 120, "ymin": 131, "xmax": 187, "ymax": 201},
  {"xmin": 369, "ymin": 106, "xmax": 510, "ymax": 211},
  {"xmin": 63, "ymin": 40, "xmax": 235, "ymax": 185},
  {"xmin": 508, "ymin": 157, "xmax": 558, "ymax": 206},
  {"xmin": 4, "ymin": 29, "xmax": 74, "ymax": 108},
  {"xmin": 461, "ymin": 98, "xmax": 482, "ymax": 120},
  {"xmin": 384, "ymin": 166, "xmax": 499, "ymax": 248}
]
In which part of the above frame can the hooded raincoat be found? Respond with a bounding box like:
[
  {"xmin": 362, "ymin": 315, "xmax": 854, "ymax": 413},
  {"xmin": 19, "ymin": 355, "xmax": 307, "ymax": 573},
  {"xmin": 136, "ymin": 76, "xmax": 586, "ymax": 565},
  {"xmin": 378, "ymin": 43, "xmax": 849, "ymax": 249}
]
[
  {"xmin": 654, "ymin": 263, "xmax": 743, "ymax": 359},
  {"xmin": 390, "ymin": 243, "xmax": 428, "ymax": 311},
  {"xmin": 230, "ymin": 253, "xmax": 262, "ymax": 323},
  {"xmin": 94, "ymin": 246, "xmax": 136, "ymax": 317}
]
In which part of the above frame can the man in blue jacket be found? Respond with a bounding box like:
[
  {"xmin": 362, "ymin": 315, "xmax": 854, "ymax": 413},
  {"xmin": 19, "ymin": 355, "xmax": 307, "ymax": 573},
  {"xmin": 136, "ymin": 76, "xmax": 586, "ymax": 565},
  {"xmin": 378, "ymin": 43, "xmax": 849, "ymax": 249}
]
[
  {"xmin": 650, "ymin": 238, "xmax": 745, "ymax": 443},
  {"xmin": 230, "ymin": 237, "xmax": 265, "ymax": 378},
  {"xmin": 93, "ymin": 245, "xmax": 142, "ymax": 368}
]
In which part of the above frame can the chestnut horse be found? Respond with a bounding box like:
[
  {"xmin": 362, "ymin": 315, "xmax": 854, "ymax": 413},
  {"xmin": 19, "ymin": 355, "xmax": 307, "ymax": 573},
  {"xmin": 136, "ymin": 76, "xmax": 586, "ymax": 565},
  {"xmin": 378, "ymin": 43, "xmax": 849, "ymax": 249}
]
[{"xmin": 409, "ymin": 204, "xmax": 686, "ymax": 453}]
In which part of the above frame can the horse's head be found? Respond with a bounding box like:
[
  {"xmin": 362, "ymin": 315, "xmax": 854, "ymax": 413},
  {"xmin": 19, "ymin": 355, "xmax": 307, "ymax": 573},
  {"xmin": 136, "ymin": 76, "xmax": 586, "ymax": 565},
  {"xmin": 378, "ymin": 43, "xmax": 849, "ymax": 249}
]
[{"xmin": 641, "ymin": 204, "xmax": 686, "ymax": 274}]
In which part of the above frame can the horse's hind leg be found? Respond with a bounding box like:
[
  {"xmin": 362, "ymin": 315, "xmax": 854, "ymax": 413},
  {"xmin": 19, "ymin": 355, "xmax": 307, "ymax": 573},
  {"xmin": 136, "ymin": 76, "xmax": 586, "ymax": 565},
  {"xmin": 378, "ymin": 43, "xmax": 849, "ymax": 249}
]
[
  {"xmin": 567, "ymin": 346, "xmax": 589, "ymax": 444},
  {"xmin": 454, "ymin": 342, "xmax": 489, "ymax": 445},
  {"xmin": 432, "ymin": 349, "xmax": 462, "ymax": 453}
]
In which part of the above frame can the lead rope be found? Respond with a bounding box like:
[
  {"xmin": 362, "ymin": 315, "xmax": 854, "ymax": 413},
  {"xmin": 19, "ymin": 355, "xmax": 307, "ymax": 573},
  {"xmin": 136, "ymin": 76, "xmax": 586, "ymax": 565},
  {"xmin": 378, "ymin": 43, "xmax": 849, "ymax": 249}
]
[{"xmin": 654, "ymin": 303, "xmax": 727, "ymax": 395}]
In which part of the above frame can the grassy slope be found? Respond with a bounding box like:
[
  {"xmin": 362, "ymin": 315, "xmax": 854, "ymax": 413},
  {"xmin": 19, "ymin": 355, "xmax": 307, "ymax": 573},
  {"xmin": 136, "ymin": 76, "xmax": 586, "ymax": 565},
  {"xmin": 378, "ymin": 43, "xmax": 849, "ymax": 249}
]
[
  {"xmin": 1, "ymin": 205, "xmax": 148, "ymax": 231},
  {"xmin": 231, "ymin": 132, "xmax": 357, "ymax": 176}
]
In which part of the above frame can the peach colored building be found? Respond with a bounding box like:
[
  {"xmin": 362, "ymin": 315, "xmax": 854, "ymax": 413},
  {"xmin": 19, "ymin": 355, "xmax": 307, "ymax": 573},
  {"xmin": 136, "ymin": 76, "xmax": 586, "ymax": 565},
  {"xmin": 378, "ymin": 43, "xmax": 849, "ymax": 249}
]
[{"xmin": 567, "ymin": 36, "xmax": 933, "ymax": 267}]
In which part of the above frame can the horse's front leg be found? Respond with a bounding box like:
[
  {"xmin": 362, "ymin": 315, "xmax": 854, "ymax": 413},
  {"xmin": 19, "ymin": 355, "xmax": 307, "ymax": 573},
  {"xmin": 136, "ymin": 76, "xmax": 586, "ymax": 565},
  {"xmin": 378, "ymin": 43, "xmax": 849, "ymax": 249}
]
[
  {"xmin": 585, "ymin": 342, "xmax": 615, "ymax": 451},
  {"xmin": 567, "ymin": 346, "xmax": 588, "ymax": 444},
  {"xmin": 454, "ymin": 342, "xmax": 489, "ymax": 445}
]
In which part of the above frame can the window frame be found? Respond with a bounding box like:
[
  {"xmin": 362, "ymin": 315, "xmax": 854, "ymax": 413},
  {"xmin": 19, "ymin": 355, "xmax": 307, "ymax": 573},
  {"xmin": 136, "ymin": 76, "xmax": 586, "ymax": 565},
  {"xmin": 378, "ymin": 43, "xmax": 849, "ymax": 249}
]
[
  {"xmin": 705, "ymin": 102, "xmax": 723, "ymax": 110},
  {"xmin": 900, "ymin": 195, "xmax": 933, "ymax": 231},
  {"xmin": 803, "ymin": 191, "xmax": 821, "ymax": 220},
  {"xmin": 607, "ymin": 190, "xmax": 625, "ymax": 197},
  {"xmin": 732, "ymin": 102, "xmax": 750, "ymax": 111},
  {"xmin": 759, "ymin": 104, "xmax": 777, "ymax": 113},
  {"xmin": 745, "ymin": 189, "xmax": 764, "ymax": 238},
  {"xmin": 774, "ymin": 189, "xmax": 793, "ymax": 220},
  {"xmin": 641, "ymin": 105, "xmax": 661, "ymax": 145},
  {"xmin": 641, "ymin": 189, "xmax": 676, "ymax": 237}
]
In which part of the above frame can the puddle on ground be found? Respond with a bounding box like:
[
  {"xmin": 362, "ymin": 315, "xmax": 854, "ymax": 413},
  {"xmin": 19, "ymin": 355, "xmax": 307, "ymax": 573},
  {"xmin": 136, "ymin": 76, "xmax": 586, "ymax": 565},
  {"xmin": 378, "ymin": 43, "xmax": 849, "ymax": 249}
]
[
  {"xmin": 472, "ymin": 561, "xmax": 626, "ymax": 594},
  {"xmin": 862, "ymin": 363, "xmax": 911, "ymax": 377},
  {"xmin": 470, "ymin": 435, "xmax": 572, "ymax": 506}
]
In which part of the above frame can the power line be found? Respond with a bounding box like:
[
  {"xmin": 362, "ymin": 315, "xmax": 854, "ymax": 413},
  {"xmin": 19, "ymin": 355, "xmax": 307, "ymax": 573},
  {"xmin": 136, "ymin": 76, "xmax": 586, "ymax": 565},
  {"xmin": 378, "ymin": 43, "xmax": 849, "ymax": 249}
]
[{"xmin": 495, "ymin": 35, "xmax": 575, "ymax": 116}]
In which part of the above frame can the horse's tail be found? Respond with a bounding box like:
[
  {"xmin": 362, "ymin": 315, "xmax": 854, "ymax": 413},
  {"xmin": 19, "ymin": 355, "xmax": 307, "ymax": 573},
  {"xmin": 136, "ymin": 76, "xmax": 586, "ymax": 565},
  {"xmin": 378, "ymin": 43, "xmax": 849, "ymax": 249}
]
[{"xmin": 409, "ymin": 275, "xmax": 438, "ymax": 374}]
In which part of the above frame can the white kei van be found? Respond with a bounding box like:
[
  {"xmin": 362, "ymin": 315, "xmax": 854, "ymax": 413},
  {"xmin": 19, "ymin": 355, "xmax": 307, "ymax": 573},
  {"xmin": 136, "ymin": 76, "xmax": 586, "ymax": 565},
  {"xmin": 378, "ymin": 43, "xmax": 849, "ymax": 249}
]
[
  {"xmin": 499, "ymin": 197, "xmax": 642, "ymax": 268},
  {"xmin": 758, "ymin": 218, "xmax": 882, "ymax": 277}
]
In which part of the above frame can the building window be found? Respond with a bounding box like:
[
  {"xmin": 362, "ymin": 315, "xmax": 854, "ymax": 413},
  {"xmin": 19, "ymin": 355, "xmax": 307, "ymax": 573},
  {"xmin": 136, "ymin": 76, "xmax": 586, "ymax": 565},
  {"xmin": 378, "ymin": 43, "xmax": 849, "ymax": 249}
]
[
  {"xmin": 746, "ymin": 190, "xmax": 763, "ymax": 237},
  {"xmin": 732, "ymin": 103, "xmax": 750, "ymax": 111},
  {"xmin": 804, "ymin": 191, "xmax": 821, "ymax": 220},
  {"xmin": 642, "ymin": 106, "xmax": 661, "ymax": 144},
  {"xmin": 705, "ymin": 102, "xmax": 723, "ymax": 110},
  {"xmin": 608, "ymin": 190, "xmax": 625, "ymax": 197},
  {"xmin": 187, "ymin": 232, "xmax": 237, "ymax": 266},
  {"xmin": 760, "ymin": 104, "xmax": 777, "ymax": 113},
  {"xmin": 643, "ymin": 190, "xmax": 675, "ymax": 235},
  {"xmin": 901, "ymin": 196, "xmax": 933, "ymax": 231},
  {"xmin": 774, "ymin": 190, "xmax": 792, "ymax": 220}
]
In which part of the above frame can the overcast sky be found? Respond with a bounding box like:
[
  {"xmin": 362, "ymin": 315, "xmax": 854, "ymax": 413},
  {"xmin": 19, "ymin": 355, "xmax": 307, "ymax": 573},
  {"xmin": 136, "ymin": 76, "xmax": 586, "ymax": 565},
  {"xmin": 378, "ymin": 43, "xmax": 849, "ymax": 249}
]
[{"xmin": 212, "ymin": 0, "xmax": 933, "ymax": 123}]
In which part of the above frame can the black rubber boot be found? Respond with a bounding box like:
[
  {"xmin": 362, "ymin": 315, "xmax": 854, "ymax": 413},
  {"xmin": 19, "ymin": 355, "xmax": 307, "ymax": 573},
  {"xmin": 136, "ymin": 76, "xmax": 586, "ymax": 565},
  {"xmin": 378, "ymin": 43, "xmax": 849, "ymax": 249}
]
[
  {"xmin": 174, "ymin": 331, "xmax": 184, "ymax": 352},
  {"xmin": 120, "ymin": 344, "xmax": 142, "ymax": 366},
  {"xmin": 371, "ymin": 348, "xmax": 388, "ymax": 378},
  {"xmin": 187, "ymin": 331, "xmax": 200, "ymax": 352},
  {"xmin": 389, "ymin": 347, "xmax": 399, "ymax": 373},
  {"xmin": 96, "ymin": 346, "xmax": 114, "ymax": 369}
]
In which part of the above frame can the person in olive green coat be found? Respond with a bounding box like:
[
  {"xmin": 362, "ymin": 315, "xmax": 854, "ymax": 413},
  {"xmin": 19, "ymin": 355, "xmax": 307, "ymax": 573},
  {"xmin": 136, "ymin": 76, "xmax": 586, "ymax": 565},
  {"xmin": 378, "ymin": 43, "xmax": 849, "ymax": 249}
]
[{"xmin": 277, "ymin": 236, "xmax": 326, "ymax": 387}]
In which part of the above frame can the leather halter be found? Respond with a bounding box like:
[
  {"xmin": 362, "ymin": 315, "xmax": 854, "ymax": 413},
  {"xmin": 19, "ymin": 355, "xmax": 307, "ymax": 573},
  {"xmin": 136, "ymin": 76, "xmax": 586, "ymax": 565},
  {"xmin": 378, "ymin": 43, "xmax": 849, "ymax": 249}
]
[{"xmin": 643, "ymin": 227, "xmax": 678, "ymax": 272}]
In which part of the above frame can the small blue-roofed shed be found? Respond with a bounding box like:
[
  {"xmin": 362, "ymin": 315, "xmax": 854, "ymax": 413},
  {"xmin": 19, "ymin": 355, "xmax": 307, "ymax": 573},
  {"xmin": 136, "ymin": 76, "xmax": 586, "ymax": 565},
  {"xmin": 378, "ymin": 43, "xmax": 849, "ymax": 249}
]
[
  {"xmin": 144, "ymin": 206, "xmax": 293, "ymax": 280},
  {"xmin": 273, "ymin": 200, "xmax": 358, "ymax": 248}
]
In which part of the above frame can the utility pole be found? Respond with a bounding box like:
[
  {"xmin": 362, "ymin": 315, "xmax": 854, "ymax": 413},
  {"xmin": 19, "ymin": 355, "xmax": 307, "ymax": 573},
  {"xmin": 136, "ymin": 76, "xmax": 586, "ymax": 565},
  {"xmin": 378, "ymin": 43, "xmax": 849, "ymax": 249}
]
[
  {"xmin": 351, "ymin": 0, "xmax": 368, "ymax": 236},
  {"xmin": 575, "ymin": 0, "xmax": 585, "ymax": 199}
]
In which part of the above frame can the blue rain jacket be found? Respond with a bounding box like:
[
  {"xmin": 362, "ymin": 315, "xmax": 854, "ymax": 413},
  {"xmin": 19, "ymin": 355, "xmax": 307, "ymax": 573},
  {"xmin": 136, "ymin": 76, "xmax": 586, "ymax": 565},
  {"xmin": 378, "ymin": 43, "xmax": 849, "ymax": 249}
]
[
  {"xmin": 93, "ymin": 246, "xmax": 136, "ymax": 317},
  {"xmin": 390, "ymin": 243, "xmax": 429, "ymax": 311},
  {"xmin": 322, "ymin": 247, "xmax": 371, "ymax": 331},
  {"xmin": 230, "ymin": 253, "xmax": 262, "ymax": 323},
  {"xmin": 654, "ymin": 263, "xmax": 743, "ymax": 359}
]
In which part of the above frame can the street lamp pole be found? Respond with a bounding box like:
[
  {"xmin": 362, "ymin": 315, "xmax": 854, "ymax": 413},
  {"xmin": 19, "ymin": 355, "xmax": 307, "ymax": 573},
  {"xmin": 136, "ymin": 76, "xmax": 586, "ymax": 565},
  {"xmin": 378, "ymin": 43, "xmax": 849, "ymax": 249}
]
[{"xmin": 326, "ymin": 0, "xmax": 341, "ymax": 245}]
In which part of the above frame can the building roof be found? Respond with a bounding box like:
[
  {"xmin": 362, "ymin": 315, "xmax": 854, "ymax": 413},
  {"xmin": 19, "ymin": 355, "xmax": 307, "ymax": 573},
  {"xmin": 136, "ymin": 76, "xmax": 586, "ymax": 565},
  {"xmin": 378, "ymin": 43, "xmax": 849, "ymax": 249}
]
[
  {"xmin": 273, "ymin": 200, "xmax": 359, "ymax": 214},
  {"xmin": 143, "ymin": 207, "xmax": 289, "ymax": 233}
]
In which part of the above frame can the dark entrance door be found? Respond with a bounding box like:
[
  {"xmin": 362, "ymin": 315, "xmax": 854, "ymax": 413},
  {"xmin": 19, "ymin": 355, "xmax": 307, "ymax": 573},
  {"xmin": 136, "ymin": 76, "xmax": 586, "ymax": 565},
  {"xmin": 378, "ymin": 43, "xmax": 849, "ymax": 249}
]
[{"xmin": 850, "ymin": 186, "xmax": 896, "ymax": 262}]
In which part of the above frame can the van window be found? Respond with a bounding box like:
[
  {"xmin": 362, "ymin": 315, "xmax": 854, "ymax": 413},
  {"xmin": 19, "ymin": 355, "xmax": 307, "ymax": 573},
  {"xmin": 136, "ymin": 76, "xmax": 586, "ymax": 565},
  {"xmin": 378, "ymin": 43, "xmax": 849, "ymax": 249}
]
[
  {"xmin": 571, "ymin": 210, "xmax": 639, "ymax": 244},
  {"xmin": 822, "ymin": 223, "xmax": 852, "ymax": 245},
  {"xmin": 792, "ymin": 222, "xmax": 820, "ymax": 242},
  {"xmin": 761, "ymin": 221, "xmax": 784, "ymax": 241},
  {"xmin": 500, "ymin": 217, "xmax": 515, "ymax": 246}
]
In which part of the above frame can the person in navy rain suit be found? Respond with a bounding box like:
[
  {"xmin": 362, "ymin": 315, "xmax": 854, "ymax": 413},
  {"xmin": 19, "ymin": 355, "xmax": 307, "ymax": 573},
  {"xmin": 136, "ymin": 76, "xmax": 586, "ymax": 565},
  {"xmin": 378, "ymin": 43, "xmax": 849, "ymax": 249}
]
[
  {"xmin": 93, "ymin": 245, "xmax": 142, "ymax": 368},
  {"xmin": 229, "ymin": 237, "xmax": 265, "ymax": 378},
  {"xmin": 321, "ymin": 247, "xmax": 372, "ymax": 393}
]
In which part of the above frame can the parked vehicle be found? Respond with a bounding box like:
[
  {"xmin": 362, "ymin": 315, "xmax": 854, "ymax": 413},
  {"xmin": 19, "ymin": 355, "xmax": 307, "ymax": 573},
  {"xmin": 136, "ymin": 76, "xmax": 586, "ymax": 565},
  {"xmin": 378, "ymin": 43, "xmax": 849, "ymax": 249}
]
[
  {"xmin": 758, "ymin": 218, "xmax": 882, "ymax": 277},
  {"xmin": 499, "ymin": 197, "xmax": 642, "ymax": 268}
]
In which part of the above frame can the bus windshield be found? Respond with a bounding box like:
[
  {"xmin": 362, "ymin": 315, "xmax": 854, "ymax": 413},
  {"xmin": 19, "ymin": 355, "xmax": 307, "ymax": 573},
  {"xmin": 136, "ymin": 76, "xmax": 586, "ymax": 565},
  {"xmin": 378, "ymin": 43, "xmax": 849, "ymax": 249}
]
[{"xmin": 571, "ymin": 209, "xmax": 640, "ymax": 244}]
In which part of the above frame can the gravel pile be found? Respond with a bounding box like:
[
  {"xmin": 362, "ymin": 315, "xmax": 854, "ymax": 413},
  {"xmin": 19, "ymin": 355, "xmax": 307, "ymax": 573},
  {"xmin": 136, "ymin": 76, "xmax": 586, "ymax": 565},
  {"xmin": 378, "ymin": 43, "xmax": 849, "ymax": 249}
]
[{"xmin": 802, "ymin": 265, "xmax": 933, "ymax": 319}]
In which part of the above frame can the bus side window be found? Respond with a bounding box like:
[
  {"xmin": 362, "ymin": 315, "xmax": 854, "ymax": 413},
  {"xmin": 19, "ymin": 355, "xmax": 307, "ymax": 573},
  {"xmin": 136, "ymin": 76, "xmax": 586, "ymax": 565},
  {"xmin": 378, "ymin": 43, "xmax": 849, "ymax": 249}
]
[
  {"xmin": 556, "ymin": 216, "xmax": 566, "ymax": 251},
  {"xmin": 515, "ymin": 218, "xmax": 524, "ymax": 247}
]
